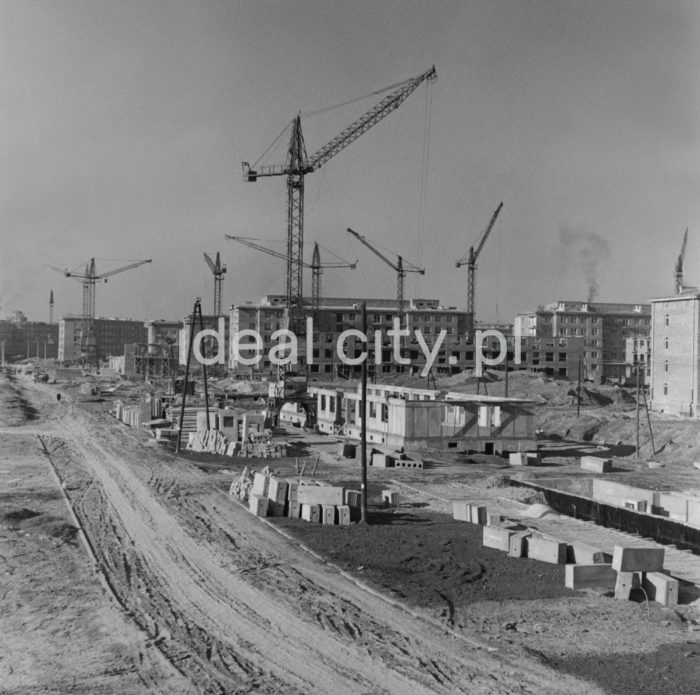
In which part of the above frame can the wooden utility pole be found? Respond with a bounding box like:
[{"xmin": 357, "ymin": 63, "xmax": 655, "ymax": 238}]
[
  {"xmin": 360, "ymin": 302, "xmax": 368, "ymax": 523},
  {"xmin": 635, "ymin": 365, "xmax": 640, "ymax": 457}
]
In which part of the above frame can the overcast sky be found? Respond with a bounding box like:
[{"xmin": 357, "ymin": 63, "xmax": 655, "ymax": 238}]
[{"xmin": 2, "ymin": 1, "xmax": 699, "ymax": 325}]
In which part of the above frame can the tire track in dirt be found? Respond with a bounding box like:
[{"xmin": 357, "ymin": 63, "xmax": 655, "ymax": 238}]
[{"xmin": 37, "ymin": 397, "xmax": 603, "ymax": 694}]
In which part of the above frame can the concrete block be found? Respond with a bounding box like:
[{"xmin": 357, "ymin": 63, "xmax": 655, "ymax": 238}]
[
  {"xmin": 288, "ymin": 500, "xmax": 301, "ymax": 519},
  {"xmin": 487, "ymin": 512, "xmax": 503, "ymax": 526},
  {"xmin": 285, "ymin": 480, "xmax": 299, "ymax": 502},
  {"xmin": 268, "ymin": 478, "xmax": 288, "ymax": 503},
  {"xmin": 452, "ymin": 500, "xmax": 470, "ymax": 522},
  {"xmin": 642, "ymin": 572, "xmax": 679, "ymax": 607},
  {"xmin": 469, "ymin": 505, "xmax": 487, "ymax": 525},
  {"xmin": 527, "ymin": 536, "xmax": 567, "ymax": 564},
  {"xmin": 580, "ymin": 456, "xmax": 612, "ymax": 473},
  {"xmin": 393, "ymin": 459, "xmax": 423, "ymax": 469},
  {"xmin": 508, "ymin": 531, "xmax": 532, "ymax": 558},
  {"xmin": 483, "ymin": 526, "xmax": 515, "ymax": 552},
  {"xmin": 509, "ymin": 452, "xmax": 527, "ymax": 466},
  {"xmin": 614, "ymin": 571, "xmax": 639, "ymax": 600},
  {"xmin": 526, "ymin": 452, "xmax": 540, "ymax": 464},
  {"xmin": 267, "ymin": 500, "xmax": 285, "ymax": 517},
  {"xmin": 248, "ymin": 494, "xmax": 268, "ymax": 517},
  {"xmin": 623, "ymin": 499, "xmax": 648, "ymax": 513},
  {"xmin": 382, "ymin": 490, "xmax": 399, "ymax": 507},
  {"xmin": 566, "ymin": 542, "xmax": 609, "ymax": 565},
  {"xmin": 300, "ymin": 503, "xmax": 320, "ymax": 523},
  {"xmin": 565, "ymin": 564, "xmax": 617, "ymax": 590},
  {"xmin": 612, "ymin": 545, "xmax": 664, "ymax": 572},
  {"xmin": 251, "ymin": 472, "xmax": 269, "ymax": 497},
  {"xmin": 337, "ymin": 505, "xmax": 351, "ymax": 526},
  {"xmin": 371, "ymin": 452, "xmax": 394, "ymax": 468},
  {"xmin": 297, "ymin": 485, "xmax": 344, "ymax": 506},
  {"xmin": 321, "ymin": 504, "xmax": 336, "ymax": 525}
]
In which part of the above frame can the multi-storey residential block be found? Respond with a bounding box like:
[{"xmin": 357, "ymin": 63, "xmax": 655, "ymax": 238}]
[
  {"xmin": 649, "ymin": 292, "xmax": 700, "ymax": 416},
  {"xmin": 58, "ymin": 317, "xmax": 147, "ymax": 362},
  {"xmin": 515, "ymin": 301, "xmax": 650, "ymax": 382}
]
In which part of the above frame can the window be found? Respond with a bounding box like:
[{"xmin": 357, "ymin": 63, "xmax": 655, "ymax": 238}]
[
  {"xmin": 664, "ymin": 360, "xmax": 669, "ymax": 372},
  {"xmin": 663, "ymin": 383, "xmax": 668, "ymax": 396},
  {"xmin": 329, "ymin": 397, "xmax": 335, "ymax": 413},
  {"xmin": 664, "ymin": 337, "xmax": 669, "ymax": 349},
  {"xmin": 320, "ymin": 395, "xmax": 326, "ymax": 410},
  {"xmin": 665, "ymin": 314, "xmax": 669, "ymax": 326}
]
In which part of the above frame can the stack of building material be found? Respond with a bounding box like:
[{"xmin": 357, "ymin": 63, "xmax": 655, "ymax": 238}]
[
  {"xmin": 452, "ymin": 501, "xmax": 489, "ymax": 525},
  {"xmin": 187, "ymin": 429, "xmax": 229, "ymax": 454},
  {"xmin": 243, "ymin": 472, "xmax": 358, "ymax": 525},
  {"xmin": 236, "ymin": 434, "xmax": 286, "ymax": 458},
  {"xmin": 112, "ymin": 400, "xmax": 143, "ymax": 427}
]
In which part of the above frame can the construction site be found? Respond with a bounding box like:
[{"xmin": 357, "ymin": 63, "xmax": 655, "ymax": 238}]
[{"xmin": 3, "ymin": 5, "xmax": 700, "ymax": 693}]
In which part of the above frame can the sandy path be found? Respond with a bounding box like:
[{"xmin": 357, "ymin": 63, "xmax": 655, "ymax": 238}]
[{"xmin": 17, "ymin": 381, "xmax": 602, "ymax": 693}]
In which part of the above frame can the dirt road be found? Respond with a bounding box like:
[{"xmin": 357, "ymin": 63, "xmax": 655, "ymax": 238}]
[{"xmin": 2, "ymin": 377, "xmax": 605, "ymax": 693}]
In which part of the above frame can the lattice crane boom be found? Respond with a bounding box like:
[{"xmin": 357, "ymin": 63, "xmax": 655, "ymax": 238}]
[
  {"xmin": 242, "ymin": 66, "xmax": 436, "ymax": 316},
  {"xmin": 226, "ymin": 235, "xmax": 356, "ymax": 311},
  {"xmin": 50, "ymin": 257, "xmax": 151, "ymax": 363},
  {"xmin": 346, "ymin": 227, "xmax": 424, "ymax": 324}
]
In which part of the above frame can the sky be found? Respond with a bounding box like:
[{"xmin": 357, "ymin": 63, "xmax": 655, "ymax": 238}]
[{"xmin": 2, "ymin": 0, "xmax": 699, "ymax": 325}]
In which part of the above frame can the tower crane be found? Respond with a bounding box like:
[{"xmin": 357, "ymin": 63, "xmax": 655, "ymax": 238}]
[
  {"xmin": 50, "ymin": 257, "xmax": 152, "ymax": 363},
  {"xmin": 226, "ymin": 235, "xmax": 356, "ymax": 312},
  {"xmin": 346, "ymin": 228, "xmax": 425, "ymax": 326},
  {"xmin": 242, "ymin": 66, "xmax": 437, "ymax": 320},
  {"xmin": 203, "ymin": 252, "xmax": 227, "ymax": 315},
  {"xmin": 675, "ymin": 228, "xmax": 689, "ymax": 294},
  {"xmin": 455, "ymin": 202, "xmax": 503, "ymax": 336},
  {"xmin": 49, "ymin": 290, "xmax": 54, "ymax": 324}
]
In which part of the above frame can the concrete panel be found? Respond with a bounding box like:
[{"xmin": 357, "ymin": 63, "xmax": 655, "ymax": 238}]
[
  {"xmin": 509, "ymin": 452, "xmax": 527, "ymax": 466},
  {"xmin": 642, "ymin": 572, "xmax": 679, "ymax": 607},
  {"xmin": 288, "ymin": 500, "xmax": 301, "ymax": 519},
  {"xmin": 580, "ymin": 456, "xmax": 612, "ymax": 473},
  {"xmin": 452, "ymin": 501, "xmax": 470, "ymax": 522},
  {"xmin": 297, "ymin": 485, "xmax": 344, "ymax": 506},
  {"xmin": 251, "ymin": 472, "xmax": 269, "ymax": 498},
  {"xmin": 248, "ymin": 494, "xmax": 268, "ymax": 517},
  {"xmin": 565, "ymin": 564, "xmax": 617, "ymax": 590},
  {"xmin": 687, "ymin": 499, "xmax": 700, "ymax": 528},
  {"xmin": 592, "ymin": 479, "xmax": 655, "ymax": 509},
  {"xmin": 612, "ymin": 545, "xmax": 665, "ymax": 572},
  {"xmin": 508, "ymin": 531, "xmax": 532, "ymax": 558},
  {"xmin": 482, "ymin": 526, "xmax": 514, "ymax": 552},
  {"xmin": 527, "ymin": 536, "xmax": 567, "ymax": 564},
  {"xmin": 655, "ymin": 492, "xmax": 688, "ymax": 523}
]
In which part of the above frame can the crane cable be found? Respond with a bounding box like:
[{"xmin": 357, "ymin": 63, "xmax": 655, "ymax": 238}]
[{"xmin": 414, "ymin": 78, "xmax": 434, "ymax": 294}]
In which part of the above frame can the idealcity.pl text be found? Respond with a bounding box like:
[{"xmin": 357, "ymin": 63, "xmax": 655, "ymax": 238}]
[{"xmin": 192, "ymin": 318, "xmax": 524, "ymax": 377}]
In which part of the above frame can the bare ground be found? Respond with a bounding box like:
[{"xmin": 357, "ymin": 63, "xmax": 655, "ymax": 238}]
[{"xmin": 1, "ymin": 371, "xmax": 699, "ymax": 693}]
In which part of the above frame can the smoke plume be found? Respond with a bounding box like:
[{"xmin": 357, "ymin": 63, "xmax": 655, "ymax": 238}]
[{"xmin": 558, "ymin": 227, "xmax": 610, "ymax": 302}]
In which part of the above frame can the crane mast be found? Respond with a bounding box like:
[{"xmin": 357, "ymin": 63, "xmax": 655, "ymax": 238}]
[
  {"xmin": 346, "ymin": 227, "xmax": 424, "ymax": 326},
  {"xmin": 243, "ymin": 66, "xmax": 436, "ymax": 323},
  {"xmin": 50, "ymin": 257, "xmax": 152, "ymax": 364},
  {"xmin": 456, "ymin": 202, "xmax": 503, "ymax": 336},
  {"xmin": 203, "ymin": 252, "xmax": 227, "ymax": 316},
  {"xmin": 675, "ymin": 228, "xmax": 689, "ymax": 294}
]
